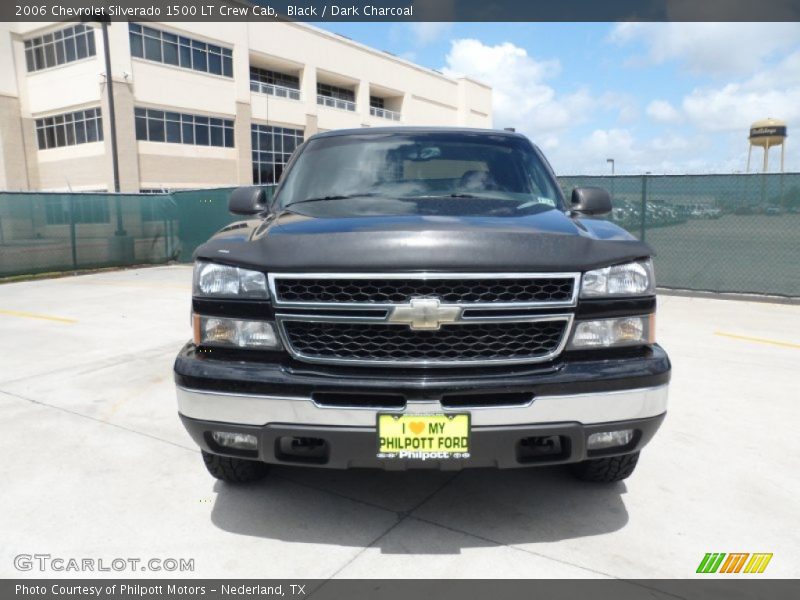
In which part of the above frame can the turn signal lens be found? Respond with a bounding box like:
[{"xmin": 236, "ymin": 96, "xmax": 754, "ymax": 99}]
[
  {"xmin": 194, "ymin": 315, "xmax": 281, "ymax": 350},
  {"xmin": 569, "ymin": 315, "xmax": 653, "ymax": 349}
]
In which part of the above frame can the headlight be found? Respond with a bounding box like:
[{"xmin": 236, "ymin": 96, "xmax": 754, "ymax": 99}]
[
  {"xmin": 193, "ymin": 315, "xmax": 282, "ymax": 350},
  {"xmin": 193, "ymin": 261, "xmax": 268, "ymax": 298},
  {"xmin": 568, "ymin": 315, "xmax": 654, "ymax": 349},
  {"xmin": 581, "ymin": 259, "xmax": 655, "ymax": 298}
]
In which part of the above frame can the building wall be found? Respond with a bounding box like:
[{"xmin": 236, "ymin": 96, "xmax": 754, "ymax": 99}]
[
  {"xmin": 2, "ymin": 21, "xmax": 492, "ymax": 193},
  {"xmin": 0, "ymin": 22, "xmax": 32, "ymax": 190}
]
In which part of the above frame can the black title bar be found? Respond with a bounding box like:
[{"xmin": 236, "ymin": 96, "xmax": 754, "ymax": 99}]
[
  {"xmin": 5, "ymin": 579, "xmax": 800, "ymax": 600},
  {"xmin": 5, "ymin": 0, "xmax": 800, "ymax": 22}
]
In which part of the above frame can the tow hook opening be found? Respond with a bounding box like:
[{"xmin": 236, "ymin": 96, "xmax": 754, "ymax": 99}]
[
  {"xmin": 276, "ymin": 436, "xmax": 330, "ymax": 464},
  {"xmin": 516, "ymin": 435, "xmax": 570, "ymax": 463}
]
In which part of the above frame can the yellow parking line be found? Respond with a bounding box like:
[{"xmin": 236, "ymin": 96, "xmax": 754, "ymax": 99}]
[
  {"xmin": 715, "ymin": 331, "xmax": 800, "ymax": 349},
  {"xmin": 0, "ymin": 309, "xmax": 77, "ymax": 324}
]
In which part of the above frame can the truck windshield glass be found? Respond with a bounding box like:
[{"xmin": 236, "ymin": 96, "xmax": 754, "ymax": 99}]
[{"xmin": 277, "ymin": 133, "xmax": 563, "ymax": 217}]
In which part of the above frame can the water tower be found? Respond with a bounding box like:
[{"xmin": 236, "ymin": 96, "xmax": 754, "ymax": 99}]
[{"xmin": 746, "ymin": 118, "xmax": 787, "ymax": 172}]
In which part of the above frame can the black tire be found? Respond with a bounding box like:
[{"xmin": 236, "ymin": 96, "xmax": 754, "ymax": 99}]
[
  {"xmin": 570, "ymin": 451, "xmax": 640, "ymax": 483},
  {"xmin": 202, "ymin": 450, "xmax": 269, "ymax": 484}
]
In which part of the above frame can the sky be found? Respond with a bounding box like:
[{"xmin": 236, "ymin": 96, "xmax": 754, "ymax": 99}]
[{"xmin": 315, "ymin": 22, "xmax": 800, "ymax": 175}]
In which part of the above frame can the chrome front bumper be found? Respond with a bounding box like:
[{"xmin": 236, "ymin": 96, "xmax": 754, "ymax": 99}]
[{"xmin": 176, "ymin": 383, "xmax": 669, "ymax": 427}]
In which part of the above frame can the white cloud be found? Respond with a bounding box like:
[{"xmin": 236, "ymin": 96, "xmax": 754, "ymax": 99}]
[
  {"xmin": 582, "ymin": 128, "xmax": 636, "ymax": 160},
  {"xmin": 682, "ymin": 84, "xmax": 800, "ymax": 132},
  {"xmin": 599, "ymin": 92, "xmax": 639, "ymax": 125},
  {"xmin": 407, "ymin": 22, "xmax": 452, "ymax": 47},
  {"xmin": 439, "ymin": 30, "xmax": 800, "ymax": 174},
  {"xmin": 681, "ymin": 50, "xmax": 800, "ymax": 132},
  {"xmin": 547, "ymin": 128, "xmax": 721, "ymax": 175},
  {"xmin": 609, "ymin": 22, "xmax": 800, "ymax": 76},
  {"xmin": 442, "ymin": 39, "xmax": 593, "ymax": 136},
  {"xmin": 646, "ymin": 100, "xmax": 681, "ymax": 123}
]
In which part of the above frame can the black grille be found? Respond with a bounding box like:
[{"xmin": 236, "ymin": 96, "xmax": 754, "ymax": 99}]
[
  {"xmin": 282, "ymin": 320, "xmax": 568, "ymax": 364},
  {"xmin": 274, "ymin": 277, "xmax": 575, "ymax": 305}
]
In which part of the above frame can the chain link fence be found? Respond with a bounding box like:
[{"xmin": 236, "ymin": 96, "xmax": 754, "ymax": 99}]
[
  {"xmin": 2, "ymin": 174, "xmax": 798, "ymax": 297},
  {"xmin": 0, "ymin": 191, "xmax": 178, "ymax": 277},
  {"xmin": 559, "ymin": 174, "xmax": 800, "ymax": 297},
  {"xmin": 0, "ymin": 188, "xmax": 256, "ymax": 278}
]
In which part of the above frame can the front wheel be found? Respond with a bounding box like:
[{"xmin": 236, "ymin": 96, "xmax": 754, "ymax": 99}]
[
  {"xmin": 202, "ymin": 450, "xmax": 269, "ymax": 484},
  {"xmin": 570, "ymin": 451, "xmax": 640, "ymax": 483}
]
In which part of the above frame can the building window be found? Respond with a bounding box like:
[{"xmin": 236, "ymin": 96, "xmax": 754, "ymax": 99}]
[
  {"xmin": 24, "ymin": 24, "xmax": 96, "ymax": 72},
  {"xmin": 135, "ymin": 108, "xmax": 234, "ymax": 148},
  {"xmin": 129, "ymin": 23, "xmax": 233, "ymax": 77},
  {"xmin": 369, "ymin": 101, "xmax": 401, "ymax": 121},
  {"xmin": 44, "ymin": 196, "xmax": 110, "ymax": 225},
  {"xmin": 368, "ymin": 96, "xmax": 399, "ymax": 120},
  {"xmin": 250, "ymin": 66, "xmax": 301, "ymax": 99},
  {"xmin": 317, "ymin": 83, "xmax": 356, "ymax": 112},
  {"xmin": 317, "ymin": 83, "xmax": 355, "ymax": 102},
  {"xmin": 35, "ymin": 108, "xmax": 103, "ymax": 150},
  {"xmin": 252, "ymin": 124, "xmax": 303, "ymax": 185}
]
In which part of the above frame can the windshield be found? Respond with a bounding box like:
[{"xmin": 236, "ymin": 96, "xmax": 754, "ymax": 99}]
[{"xmin": 276, "ymin": 132, "xmax": 564, "ymax": 217}]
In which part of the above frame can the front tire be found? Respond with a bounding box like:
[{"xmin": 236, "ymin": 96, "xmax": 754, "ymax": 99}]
[
  {"xmin": 570, "ymin": 451, "xmax": 639, "ymax": 483},
  {"xmin": 202, "ymin": 450, "xmax": 269, "ymax": 484}
]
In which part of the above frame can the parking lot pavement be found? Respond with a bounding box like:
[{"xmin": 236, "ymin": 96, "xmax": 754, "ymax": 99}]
[{"xmin": 1, "ymin": 265, "xmax": 798, "ymax": 578}]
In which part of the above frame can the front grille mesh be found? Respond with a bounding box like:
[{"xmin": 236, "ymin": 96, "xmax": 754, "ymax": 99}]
[
  {"xmin": 282, "ymin": 320, "xmax": 568, "ymax": 364},
  {"xmin": 274, "ymin": 277, "xmax": 575, "ymax": 305}
]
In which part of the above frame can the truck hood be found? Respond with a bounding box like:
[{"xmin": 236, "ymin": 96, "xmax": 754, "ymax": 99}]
[{"xmin": 195, "ymin": 209, "xmax": 652, "ymax": 272}]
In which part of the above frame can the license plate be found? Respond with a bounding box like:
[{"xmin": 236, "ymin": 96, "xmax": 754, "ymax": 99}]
[{"xmin": 377, "ymin": 413, "xmax": 470, "ymax": 459}]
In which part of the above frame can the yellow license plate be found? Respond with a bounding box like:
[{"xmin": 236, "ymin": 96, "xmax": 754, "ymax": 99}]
[{"xmin": 377, "ymin": 414, "xmax": 470, "ymax": 458}]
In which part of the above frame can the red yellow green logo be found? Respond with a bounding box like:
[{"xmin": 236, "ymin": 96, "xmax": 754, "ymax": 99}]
[{"xmin": 696, "ymin": 553, "xmax": 773, "ymax": 574}]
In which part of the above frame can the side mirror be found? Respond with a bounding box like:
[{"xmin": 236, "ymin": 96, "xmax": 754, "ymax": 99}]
[
  {"xmin": 571, "ymin": 187, "xmax": 612, "ymax": 216},
  {"xmin": 229, "ymin": 186, "xmax": 268, "ymax": 216}
]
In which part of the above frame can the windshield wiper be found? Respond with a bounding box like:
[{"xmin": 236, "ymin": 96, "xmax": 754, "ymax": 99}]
[{"xmin": 287, "ymin": 193, "xmax": 380, "ymax": 206}]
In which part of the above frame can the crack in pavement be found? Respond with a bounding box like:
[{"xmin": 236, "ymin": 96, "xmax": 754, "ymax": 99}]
[
  {"xmin": 0, "ymin": 342, "xmax": 184, "ymax": 387},
  {"xmin": 314, "ymin": 472, "xmax": 464, "ymax": 586},
  {"xmin": 0, "ymin": 389, "xmax": 198, "ymax": 454}
]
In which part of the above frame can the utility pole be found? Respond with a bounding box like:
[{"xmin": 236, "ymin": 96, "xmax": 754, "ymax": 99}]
[
  {"xmin": 606, "ymin": 158, "xmax": 616, "ymax": 202},
  {"xmin": 99, "ymin": 18, "xmax": 125, "ymax": 235}
]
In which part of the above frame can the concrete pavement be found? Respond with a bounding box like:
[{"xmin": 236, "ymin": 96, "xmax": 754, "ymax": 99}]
[{"xmin": 0, "ymin": 265, "xmax": 798, "ymax": 578}]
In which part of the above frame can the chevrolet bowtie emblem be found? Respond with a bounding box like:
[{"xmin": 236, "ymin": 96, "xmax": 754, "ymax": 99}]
[{"xmin": 388, "ymin": 298, "xmax": 462, "ymax": 330}]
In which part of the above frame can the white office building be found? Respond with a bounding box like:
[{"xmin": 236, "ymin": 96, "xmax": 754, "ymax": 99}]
[{"xmin": 0, "ymin": 20, "xmax": 492, "ymax": 192}]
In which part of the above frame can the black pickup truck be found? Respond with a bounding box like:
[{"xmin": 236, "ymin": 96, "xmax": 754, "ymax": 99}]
[{"xmin": 174, "ymin": 127, "xmax": 670, "ymax": 484}]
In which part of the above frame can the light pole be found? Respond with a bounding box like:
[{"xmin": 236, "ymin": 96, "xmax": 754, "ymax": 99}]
[
  {"xmin": 606, "ymin": 158, "xmax": 616, "ymax": 203},
  {"xmin": 98, "ymin": 17, "xmax": 125, "ymax": 235}
]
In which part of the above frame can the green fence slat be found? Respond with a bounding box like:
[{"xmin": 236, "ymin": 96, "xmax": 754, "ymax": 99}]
[
  {"xmin": 1, "ymin": 177, "xmax": 799, "ymax": 298},
  {"xmin": 558, "ymin": 173, "xmax": 800, "ymax": 297}
]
